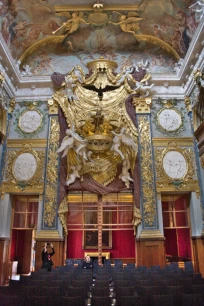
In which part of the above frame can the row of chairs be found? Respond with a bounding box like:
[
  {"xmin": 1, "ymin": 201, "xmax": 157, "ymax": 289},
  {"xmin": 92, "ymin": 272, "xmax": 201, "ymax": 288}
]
[{"xmin": 1, "ymin": 262, "xmax": 203, "ymax": 306}]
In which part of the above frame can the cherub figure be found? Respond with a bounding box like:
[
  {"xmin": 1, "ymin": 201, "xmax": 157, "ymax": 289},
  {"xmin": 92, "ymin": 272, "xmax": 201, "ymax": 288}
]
[
  {"xmin": 109, "ymin": 12, "xmax": 142, "ymax": 34},
  {"xmin": 134, "ymin": 81, "xmax": 154, "ymax": 97},
  {"xmin": 21, "ymin": 64, "xmax": 33, "ymax": 76},
  {"xmin": 111, "ymin": 127, "xmax": 138, "ymax": 160},
  {"xmin": 119, "ymin": 158, "xmax": 134, "ymax": 188},
  {"xmin": 66, "ymin": 164, "xmax": 82, "ymax": 186},
  {"xmin": 52, "ymin": 11, "xmax": 89, "ymax": 36},
  {"xmin": 57, "ymin": 125, "xmax": 88, "ymax": 160}
]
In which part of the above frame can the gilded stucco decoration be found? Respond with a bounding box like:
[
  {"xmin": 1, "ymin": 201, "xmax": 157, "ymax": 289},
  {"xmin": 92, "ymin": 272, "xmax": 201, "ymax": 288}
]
[
  {"xmin": 200, "ymin": 155, "xmax": 204, "ymax": 169},
  {"xmin": 9, "ymin": 98, "xmax": 16, "ymax": 115},
  {"xmin": 58, "ymin": 197, "xmax": 68, "ymax": 235},
  {"xmin": 152, "ymin": 98, "xmax": 186, "ymax": 136},
  {"xmin": 52, "ymin": 57, "xmax": 145, "ymax": 188},
  {"xmin": 0, "ymin": 71, "xmax": 5, "ymax": 86},
  {"xmin": 18, "ymin": 2, "xmax": 180, "ymax": 68},
  {"xmin": 14, "ymin": 101, "xmax": 47, "ymax": 138},
  {"xmin": 43, "ymin": 117, "xmax": 60, "ymax": 228},
  {"xmin": 155, "ymin": 142, "xmax": 199, "ymax": 191},
  {"xmin": 138, "ymin": 115, "xmax": 157, "ymax": 227},
  {"xmin": 3, "ymin": 144, "xmax": 45, "ymax": 191}
]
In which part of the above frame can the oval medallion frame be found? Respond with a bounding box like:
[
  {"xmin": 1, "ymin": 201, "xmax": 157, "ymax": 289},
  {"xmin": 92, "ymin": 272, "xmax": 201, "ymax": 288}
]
[
  {"xmin": 157, "ymin": 108, "xmax": 182, "ymax": 132},
  {"xmin": 19, "ymin": 109, "xmax": 43, "ymax": 133}
]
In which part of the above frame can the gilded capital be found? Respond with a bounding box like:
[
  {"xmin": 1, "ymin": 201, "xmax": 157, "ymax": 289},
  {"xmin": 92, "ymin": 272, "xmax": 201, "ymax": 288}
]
[
  {"xmin": 8, "ymin": 97, "xmax": 16, "ymax": 114},
  {"xmin": 132, "ymin": 97, "xmax": 152, "ymax": 113},
  {"xmin": 184, "ymin": 96, "xmax": 192, "ymax": 112},
  {"xmin": 48, "ymin": 98, "xmax": 58, "ymax": 115}
]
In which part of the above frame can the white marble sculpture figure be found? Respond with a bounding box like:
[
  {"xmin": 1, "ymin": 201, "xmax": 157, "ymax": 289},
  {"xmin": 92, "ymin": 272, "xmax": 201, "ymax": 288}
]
[
  {"xmin": 119, "ymin": 158, "xmax": 134, "ymax": 188},
  {"xmin": 135, "ymin": 81, "xmax": 154, "ymax": 97},
  {"xmin": 57, "ymin": 125, "xmax": 88, "ymax": 160},
  {"xmin": 111, "ymin": 127, "xmax": 138, "ymax": 160},
  {"xmin": 66, "ymin": 164, "xmax": 82, "ymax": 186},
  {"xmin": 21, "ymin": 64, "xmax": 33, "ymax": 76}
]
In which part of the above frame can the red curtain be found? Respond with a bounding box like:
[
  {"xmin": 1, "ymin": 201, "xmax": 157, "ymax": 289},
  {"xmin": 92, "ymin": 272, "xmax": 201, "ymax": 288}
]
[
  {"xmin": 164, "ymin": 229, "xmax": 178, "ymax": 257},
  {"xmin": 67, "ymin": 230, "xmax": 135, "ymax": 259},
  {"xmin": 177, "ymin": 228, "xmax": 191, "ymax": 259}
]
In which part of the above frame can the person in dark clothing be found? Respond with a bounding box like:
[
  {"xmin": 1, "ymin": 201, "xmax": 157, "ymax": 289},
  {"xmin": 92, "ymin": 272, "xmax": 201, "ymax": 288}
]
[
  {"xmin": 41, "ymin": 243, "xmax": 55, "ymax": 271},
  {"xmin": 82, "ymin": 255, "xmax": 93, "ymax": 269}
]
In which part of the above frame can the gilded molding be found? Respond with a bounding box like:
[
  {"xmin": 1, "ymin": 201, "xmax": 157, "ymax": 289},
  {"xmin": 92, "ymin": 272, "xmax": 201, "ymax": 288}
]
[
  {"xmin": 155, "ymin": 142, "xmax": 199, "ymax": 191},
  {"xmin": 2, "ymin": 144, "xmax": 45, "ymax": 191},
  {"xmin": 55, "ymin": 5, "xmax": 140, "ymax": 12},
  {"xmin": 152, "ymin": 138, "xmax": 194, "ymax": 147},
  {"xmin": 134, "ymin": 34, "xmax": 179, "ymax": 60},
  {"xmin": 152, "ymin": 98, "xmax": 187, "ymax": 136},
  {"xmin": 138, "ymin": 230, "xmax": 164, "ymax": 239},
  {"xmin": 67, "ymin": 193, "xmax": 134, "ymax": 203},
  {"xmin": 36, "ymin": 230, "xmax": 61, "ymax": 239},
  {"xmin": 7, "ymin": 139, "xmax": 47, "ymax": 148},
  {"xmin": 43, "ymin": 117, "xmax": 60, "ymax": 228},
  {"xmin": 132, "ymin": 97, "xmax": 152, "ymax": 113},
  {"xmin": 19, "ymin": 36, "xmax": 65, "ymax": 66},
  {"xmin": 138, "ymin": 115, "xmax": 156, "ymax": 227}
]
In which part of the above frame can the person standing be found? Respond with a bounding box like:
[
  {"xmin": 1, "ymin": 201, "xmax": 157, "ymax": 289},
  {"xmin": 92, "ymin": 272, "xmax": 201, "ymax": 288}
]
[{"xmin": 41, "ymin": 243, "xmax": 55, "ymax": 271}]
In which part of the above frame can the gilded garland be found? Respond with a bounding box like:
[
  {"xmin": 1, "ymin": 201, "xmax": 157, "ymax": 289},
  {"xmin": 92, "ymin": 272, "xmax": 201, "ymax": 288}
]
[
  {"xmin": 43, "ymin": 117, "xmax": 60, "ymax": 227},
  {"xmin": 138, "ymin": 116, "xmax": 157, "ymax": 227}
]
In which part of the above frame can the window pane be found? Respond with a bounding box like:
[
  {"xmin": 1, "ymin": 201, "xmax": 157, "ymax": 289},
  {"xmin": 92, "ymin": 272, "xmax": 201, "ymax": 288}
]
[
  {"xmin": 67, "ymin": 210, "xmax": 83, "ymax": 225},
  {"xmin": 162, "ymin": 202, "xmax": 169, "ymax": 211},
  {"xmin": 13, "ymin": 213, "xmax": 26, "ymax": 228},
  {"xmin": 26, "ymin": 213, "xmax": 38, "ymax": 228},
  {"xmin": 175, "ymin": 198, "xmax": 186, "ymax": 210},
  {"xmin": 163, "ymin": 212, "xmax": 174, "ymax": 227},
  {"xmin": 28, "ymin": 202, "xmax": 38, "ymax": 213},
  {"xmin": 14, "ymin": 201, "xmax": 26, "ymax": 212},
  {"xmin": 118, "ymin": 210, "xmax": 133, "ymax": 224},
  {"xmin": 175, "ymin": 212, "xmax": 188, "ymax": 226}
]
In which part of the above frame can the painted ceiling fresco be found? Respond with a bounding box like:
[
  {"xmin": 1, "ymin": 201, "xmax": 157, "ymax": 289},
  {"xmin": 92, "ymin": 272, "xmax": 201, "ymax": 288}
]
[{"xmin": 0, "ymin": 0, "xmax": 200, "ymax": 76}]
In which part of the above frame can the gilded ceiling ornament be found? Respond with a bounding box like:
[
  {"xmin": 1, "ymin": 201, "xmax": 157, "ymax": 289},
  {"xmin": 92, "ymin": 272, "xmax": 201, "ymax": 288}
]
[
  {"xmin": 3, "ymin": 144, "xmax": 45, "ymax": 191},
  {"xmin": 88, "ymin": 2, "xmax": 109, "ymax": 25},
  {"xmin": 52, "ymin": 11, "xmax": 89, "ymax": 41},
  {"xmin": 109, "ymin": 12, "xmax": 142, "ymax": 34},
  {"xmin": 53, "ymin": 57, "xmax": 141, "ymax": 187}
]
